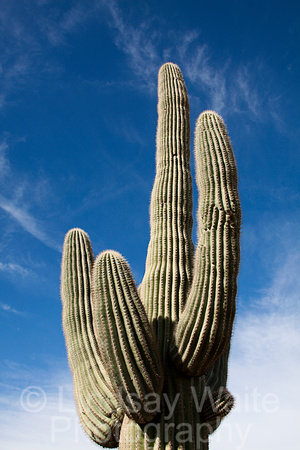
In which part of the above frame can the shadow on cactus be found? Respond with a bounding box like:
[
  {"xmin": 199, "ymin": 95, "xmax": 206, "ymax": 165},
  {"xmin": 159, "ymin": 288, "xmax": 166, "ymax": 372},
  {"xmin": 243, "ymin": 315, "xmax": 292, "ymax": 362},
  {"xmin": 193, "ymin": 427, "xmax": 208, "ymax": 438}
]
[{"xmin": 60, "ymin": 62, "xmax": 241, "ymax": 449}]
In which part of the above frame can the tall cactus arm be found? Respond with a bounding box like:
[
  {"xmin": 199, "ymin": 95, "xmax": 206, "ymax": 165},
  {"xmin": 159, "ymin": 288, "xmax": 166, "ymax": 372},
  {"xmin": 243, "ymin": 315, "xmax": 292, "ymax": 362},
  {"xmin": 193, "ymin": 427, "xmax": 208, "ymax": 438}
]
[
  {"xmin": 61, "ymin": 228, "xmax": 124, "ymax": 447},
  {"xmin": 170, "ymin": 111, "xmax": 241, "ymax": 377},
  {"xmin": 139, "ymin": 63, "xmax": 194, "ymax": 357},
  {"xmin": 92, "ymin": 250, "xmax": 163, "ymax": 424}
]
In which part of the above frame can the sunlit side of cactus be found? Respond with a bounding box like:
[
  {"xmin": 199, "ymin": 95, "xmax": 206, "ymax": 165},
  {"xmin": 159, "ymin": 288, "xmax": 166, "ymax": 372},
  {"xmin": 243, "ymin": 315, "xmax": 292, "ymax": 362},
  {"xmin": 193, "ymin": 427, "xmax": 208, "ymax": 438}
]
[{"xmin": 61, "ymin": 62, "xmax": 241, "ymax": 449}]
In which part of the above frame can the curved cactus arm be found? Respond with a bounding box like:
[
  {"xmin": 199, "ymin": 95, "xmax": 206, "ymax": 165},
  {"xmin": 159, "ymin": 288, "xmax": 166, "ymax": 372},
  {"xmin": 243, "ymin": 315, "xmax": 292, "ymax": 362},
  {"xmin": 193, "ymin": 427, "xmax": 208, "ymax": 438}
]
[
  {"xmin": 92, "ymin": 250, "xmax": 164, "ymax": 424},
  {"xmin": 139, "ymin": 62, "xmax": 194, "ymax": 356},
  {"xmin": 61, "ymin": 228, "xmax": 124, "ymax": 447},
  {"xmin": 201, "ymin": 387, "xmax": 234, "ymax": 434},
  {"xmin": 170, "ymin": 111, "xmax": 241, "ymax": 377},
  {"xmin": 201, "ymin": 350, "xmax": 234, "ymax": 433}
]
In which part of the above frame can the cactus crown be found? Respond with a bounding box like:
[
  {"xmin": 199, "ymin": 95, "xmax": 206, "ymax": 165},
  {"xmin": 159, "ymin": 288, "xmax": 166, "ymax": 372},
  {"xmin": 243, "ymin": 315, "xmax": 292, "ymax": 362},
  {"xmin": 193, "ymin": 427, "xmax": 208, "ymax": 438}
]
[{"xmin": 61, "ymin": 62, "xmax": 241, "ymax": 449}]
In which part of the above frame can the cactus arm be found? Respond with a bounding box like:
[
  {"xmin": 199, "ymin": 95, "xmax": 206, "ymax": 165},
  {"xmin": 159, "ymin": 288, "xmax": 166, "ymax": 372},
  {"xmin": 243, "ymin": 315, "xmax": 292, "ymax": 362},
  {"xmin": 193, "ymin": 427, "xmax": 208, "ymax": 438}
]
[
  {"xmin": 61, "ymin": 228, "xmax": 124, "ymax": 447},
  {"xmin": 139, "ymin": 63, "xmax": 194, "ymax": 355},
  {"xmin": 92, "ymin": 250, "xmax": 164, "ymax": 424},
  {"xmin": 170, "ymin": 111, "xmax": 241, "ymax": 377},
  {"xmin": 201, "ymin": 349, "xmax": 234, "ymax": 433}
]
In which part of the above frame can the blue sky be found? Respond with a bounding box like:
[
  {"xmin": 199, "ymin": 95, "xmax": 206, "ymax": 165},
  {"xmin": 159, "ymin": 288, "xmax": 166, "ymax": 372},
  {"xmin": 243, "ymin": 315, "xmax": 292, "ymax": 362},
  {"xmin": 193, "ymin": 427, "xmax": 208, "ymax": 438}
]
[{"xmin": 0, "ymin": 0, "xmax": 299, "ymax": 448}]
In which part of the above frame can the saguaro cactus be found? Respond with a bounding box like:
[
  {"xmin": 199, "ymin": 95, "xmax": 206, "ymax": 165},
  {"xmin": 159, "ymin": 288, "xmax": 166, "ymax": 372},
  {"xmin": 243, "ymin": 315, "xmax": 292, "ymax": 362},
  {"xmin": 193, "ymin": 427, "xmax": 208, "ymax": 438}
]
[{"xmin": 61, "ymin": 62, "xmax": 241, "ymax": 449}]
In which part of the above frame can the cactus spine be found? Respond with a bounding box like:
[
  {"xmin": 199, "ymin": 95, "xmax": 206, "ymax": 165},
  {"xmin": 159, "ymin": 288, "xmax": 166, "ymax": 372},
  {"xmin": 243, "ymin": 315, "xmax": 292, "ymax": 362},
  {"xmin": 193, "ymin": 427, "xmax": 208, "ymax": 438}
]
[{"xmin": 61, "ymin": 62, "xmax": 241, "ymax": 449}]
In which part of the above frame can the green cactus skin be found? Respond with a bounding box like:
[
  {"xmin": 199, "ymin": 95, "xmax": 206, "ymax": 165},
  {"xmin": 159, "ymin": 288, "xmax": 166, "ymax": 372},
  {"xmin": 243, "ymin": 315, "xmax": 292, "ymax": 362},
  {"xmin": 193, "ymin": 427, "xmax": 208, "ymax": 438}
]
[{"xmin": 61, "ymin": 62, "xmax": 241, "ymax": 449}]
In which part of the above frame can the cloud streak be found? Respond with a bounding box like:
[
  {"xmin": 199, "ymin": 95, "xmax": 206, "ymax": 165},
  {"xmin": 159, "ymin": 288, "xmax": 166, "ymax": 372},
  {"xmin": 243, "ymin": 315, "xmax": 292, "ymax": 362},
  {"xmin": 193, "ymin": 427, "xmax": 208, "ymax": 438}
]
[
  {"xmin": 0, "ymin": 301, "xmax": 24, "ymax": 314},
  {"xmin": 102, "ymin": 0, "xmax": 161, "ymax": 90},
  {"xmin": 0, "ymin": 194, "xmax": 61, "ymax": 251},
  {"xmin": 0, "ymin": 140, "xmax": 10, "ymax": 175},
  {"xmin": 0, "ymin": 262, "xmax": 31, "ymax": 276},
  {"xmin": 0, "ymin": 135, "xmax": 61, "ymax": 253},
  {"xmin": 37, "ymin": 3, "xmax": 95, "ymax": 47}
]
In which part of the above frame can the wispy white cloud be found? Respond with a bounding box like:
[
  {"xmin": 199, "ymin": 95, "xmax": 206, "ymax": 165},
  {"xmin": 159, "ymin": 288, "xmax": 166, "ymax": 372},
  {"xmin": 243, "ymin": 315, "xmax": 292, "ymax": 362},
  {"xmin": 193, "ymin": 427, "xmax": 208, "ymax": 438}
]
[
  {"xmin": 0, "ymin": 1, "xmax": 94, "ymax": 110},
  {"xmin": 178, "ymin": 37, "xmax": 228, "ymax": 113},
  {"xmin": 257, "ymin": 252, "xmax": 300, "ymax": 313},
  {"xmin": 235, "ymin": 66, "xmax": 261, "ymax": 118},
  {"xmin": 0, "ymin": 262, "xmax": 31, "ymax": 277},
  {"xmin": 0, "ymin": 139, "xmax": 10, "ymax": 176},
  {"xmin": 0, "ymin": 136, "xmax": 61, "ymax": 253},
  {"xmin": 0, "ymin": 2, "xmax": 38, "ymax": 109},
  {"xmin": 0, "ymin": 300, "xmax": 32, "ymax": 318},
  {"xmin": 0, "ymin": 301, "xmax": 24, "ymax": 314},
  {"xmin": 103, "ymin": 0, "xmax": 160, "ymax": 90},
  {"xmin": 37, "ymin": 3, "xmax": 94, "ymax": 47},
  {"xmin": 0, "ymin": 193, "xmax": 61, "ymax": 251}
]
